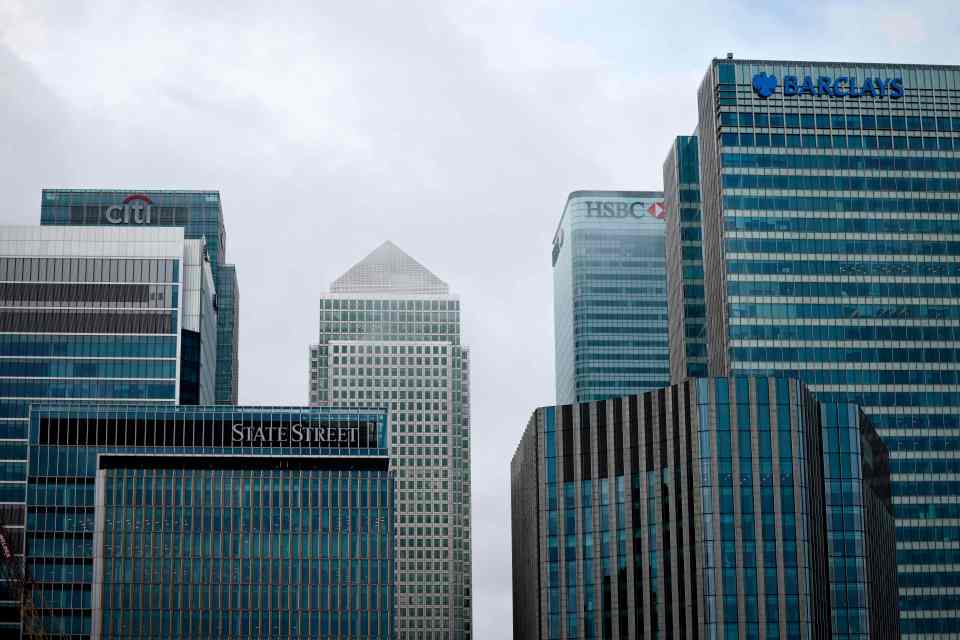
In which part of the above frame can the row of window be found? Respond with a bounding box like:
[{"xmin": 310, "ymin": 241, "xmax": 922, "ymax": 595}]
[
  {"xmin": 321, "ymin": 311, "xmax": 458, "ymax": 322},
  {"xmin": 729, "ymin": 321, "xmax": 960, "ymax": 343},
  {"xmin": 789, "ymin": 388, "xmax": 960, "ymax": 408},
  {"xmin": 0, "ymin": 282, "xmax": 179, "ymax": 309},
  {"xmin": 321, "ymin": 299, "xmax": 457, "ymax": 311},
  {"xmin": 0, "ymin": 379, "xmax": 176, "ymax": 400},
  {"xmin": 101, "ymin": 557, "xmax": 392, "ymax": 585},
  {"xmin": 896, "ymin": 479, "xmax": 960, "ymax": 494},
  {"xmin": 722, "ymin": 130, "xmax": 958, "ymax": 151},
  {"xmin": 732, "ymin": 251, "xmax": 960, "ymax": 277},
  {"xmin": 722, "ymin": 151, "xmax": 960, "ymax": 172},
  {"xmin": 97, "ymin": 610, "xmax": 394, "ymax": 639},
  {"xmin": 726, "ymin": 195, "xmax": 960, "ymax": 215},
  {"xmin": 896, "ymin": 525, "xmax": 960, "ymax": 542},
  {"xmin": 730, "ymin": 367, "xmax": 960, "ymax": 388},
  {"xmin": 101, "ymin": 584, "xmax": 391, "ymax": 611},
  {"xmin": 886, "ymin": 458, "xmax": 960, "ymax": 475},
  {"xmin": 730, "ymin": 280, "xmax": 960, "ymax": 299},
  {"xmin": 0, "ymin": 358, "xmax": 176, "ymax": 379},
  {"xmin": 0, "ymin": 334, "xmax": 177, "ymax": 358},
  {"xmin": 0, "ymin": 309, "xmax": 179, "ymax": 334},
  {"xmin": 721, "ymin": 111, "xmax": 960, "ymax": 132},
  {"xmin": 730, "ymin": 301, "xmax": 960, "ymax": 320},
  {"xmin": 724, "ymin": 173, "xmax": 960, "ymax": 195},
  {"xmin": 726, "ymin": 213, "xmax": 960, "ymax": 235},
  {"xmin": 0, "ymin": 257, "xmax": 179, "ymax": 284}
]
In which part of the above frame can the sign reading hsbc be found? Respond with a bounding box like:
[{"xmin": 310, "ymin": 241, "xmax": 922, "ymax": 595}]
[
  {"xmin": 104, "ymin": 194, "xmax": 153, "ymax": 224},
  {"xmin": 583, "ymin": 201, "xmax": 666, "ymax": 220}
]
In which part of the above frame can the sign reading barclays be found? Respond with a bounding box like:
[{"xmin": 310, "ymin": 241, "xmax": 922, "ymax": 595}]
[{"xmin": 752, "ymin": 72, "xmax": 904, "ymax": 99}]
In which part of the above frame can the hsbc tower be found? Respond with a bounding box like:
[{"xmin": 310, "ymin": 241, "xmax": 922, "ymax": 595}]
[{"xmin": 552, "ymin": 190, "xmax": 670, "ymax": 404}]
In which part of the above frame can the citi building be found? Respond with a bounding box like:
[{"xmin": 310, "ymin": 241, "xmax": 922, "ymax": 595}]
[{"xmin": 40, "ymin": 190, "xmax": 240, "ymax": 405}]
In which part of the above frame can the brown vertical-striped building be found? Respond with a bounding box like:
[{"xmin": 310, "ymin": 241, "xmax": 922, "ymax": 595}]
[{"xmin": 511, "ymin": 376, "xmax": 898, "ymax": 640}]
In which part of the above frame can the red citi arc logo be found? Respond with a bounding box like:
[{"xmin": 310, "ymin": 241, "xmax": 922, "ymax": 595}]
[{"xmin": 104, "ymin": 194, "xmax": 154, "ymax": 224}]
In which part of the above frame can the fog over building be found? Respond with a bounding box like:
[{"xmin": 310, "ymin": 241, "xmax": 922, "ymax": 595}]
[{"xmin": 309, "ymin": 241, "xmax": 472, "ymax": 639}]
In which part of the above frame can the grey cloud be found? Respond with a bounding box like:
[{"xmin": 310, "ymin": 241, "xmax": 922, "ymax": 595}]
[{"xmin": 3, "ymin": 1, "xmax": 959, "ymax": 637}]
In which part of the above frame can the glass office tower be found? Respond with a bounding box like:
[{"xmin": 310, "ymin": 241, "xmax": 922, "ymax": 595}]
[
  {"xmin": 25, "ymin": 405, "xmax": 394, "ymax": 639},
  {"xmin": 692, "ymin": 57, "xmax": 960, "ymax": 637},
  {"xmin": 553, "ymin": 191, "xmax": 669, "ymax": 404},
  {"xmin": 664, "ymin": 137, "xmax": 708, "ymax": 382},
  {"xmin": 0, "ymin": 226, "xmax": 217, "ymax": 634},
  {"xmin": 308, "ymin": 241, "xmax": 472, "ymax": 639},
  {"xmin": 511, "ymin": 376, "xmax": 899, "ymax": 640},
  {"xmin": 40, "ymin": 189, "xmax": 239, "ymax": 404}
]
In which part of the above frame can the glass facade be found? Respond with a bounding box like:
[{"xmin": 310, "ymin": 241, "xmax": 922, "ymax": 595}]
[
  {"xmin": 664, "ymin": 138, "xmax": 707, "ymax": 381},
  {"xmin": 553, "ymin": 191, "xmax": 670, "ymax": 404},
  {"xmin": 511, "ymin": 376, "xmax": 899, "ymax": 640},
  {"xmin": 694, "ymin": 58, "xmax": 960, "ymax": 637},
  {"xmin": 40, "ymin": 190, "xmax": 240, "ymax": 405},
  {"xmin": 26, "ymin": 405, "xmax": 394, "ymax": 639},
  {"xmin": 308, "ymin": 241, "xmax": 472, "ymax": 639},
  {"xmin": 0, "ymin": 226, "xmax": 217, "ymax": 634}
]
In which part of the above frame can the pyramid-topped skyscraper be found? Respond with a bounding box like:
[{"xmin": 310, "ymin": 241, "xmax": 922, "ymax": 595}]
[
  {"xmin": 310, "ymin": 242, "xmax": 472, "ymax": 639},
  {"xmin": 331, "ymin": 240, "xmax": 450, "ymax": 295}
]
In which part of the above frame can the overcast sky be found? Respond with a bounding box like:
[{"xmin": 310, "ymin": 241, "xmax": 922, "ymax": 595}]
[{"xmin": 1, "ymin": 1, "xmax": 957, "ymax": 636}]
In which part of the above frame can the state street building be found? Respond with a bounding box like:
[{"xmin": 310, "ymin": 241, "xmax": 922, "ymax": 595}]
[{"xmin": 25, "ymin": 405, "xmax": 394, "ymax": 639}]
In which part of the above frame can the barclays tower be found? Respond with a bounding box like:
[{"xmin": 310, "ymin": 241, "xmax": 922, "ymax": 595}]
[{"xmin": 671, "ymin": 57, "xmax": 960, "ymax": 638}]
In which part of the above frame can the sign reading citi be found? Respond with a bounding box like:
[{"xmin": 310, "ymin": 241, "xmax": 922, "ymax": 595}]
[
  {"xmin": 751, "ymin": 73, "xmax": 904, "ymax": 99},
  {"xmin": 104, "ymin": 194, "xmax": 153, "ymax": 224},
  {"xmin": 584, "ymin": 201, "xmax": 666, "ymax": 220}
]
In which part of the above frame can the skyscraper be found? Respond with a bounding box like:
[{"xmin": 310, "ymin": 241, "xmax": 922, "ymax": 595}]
[
  {"xmin": 27, "ymin": 404, "xmax": 394, "ymax": 639},
  {"xmin": 40, "ymin": 189, "xmax": 239, "ymax": 404},
  {"xmin": 663, "ymin": 136, "xmax": 708, "ymax": 381},
  {"xmin": 511, "ymin": 376, "xmax": 899, "ymax": 639},
  {"xmin": 309, "ymin": 241, "xmax": 472, "ymax": 639},
  {"xmin": 553, "ymin": 191, "xmax": 669, "ymax": 404},
  {"xmin": 0, "ymin": 225, "xmax": 218, "ymax": 633},
  {"xmin": 679, "ymin": 57, "xmax": 960, "ymax": 637}
]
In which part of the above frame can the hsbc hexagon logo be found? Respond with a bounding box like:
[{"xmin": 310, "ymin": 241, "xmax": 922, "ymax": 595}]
[
  {"xmin": 104, "ymin": 194, "xmax": 153, "ymax": 224},
  {"xmin": 647, "ymin": 202, "xmax": 666, "ymax": 219}
]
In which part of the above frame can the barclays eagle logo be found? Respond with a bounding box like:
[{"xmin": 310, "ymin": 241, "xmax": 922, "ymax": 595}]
[{"xmin": 752, "ymin": 72, "xmax": 777, "ymax": 98}]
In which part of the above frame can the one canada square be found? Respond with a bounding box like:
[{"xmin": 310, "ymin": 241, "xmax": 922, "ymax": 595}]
[{"xmin": 308, "ymin": 241, "xmax": 472, "ymax": 639}]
